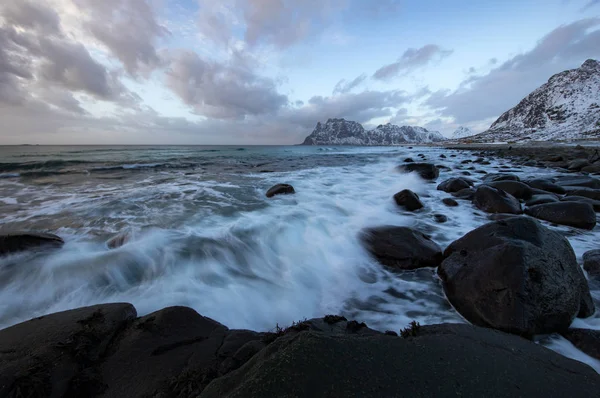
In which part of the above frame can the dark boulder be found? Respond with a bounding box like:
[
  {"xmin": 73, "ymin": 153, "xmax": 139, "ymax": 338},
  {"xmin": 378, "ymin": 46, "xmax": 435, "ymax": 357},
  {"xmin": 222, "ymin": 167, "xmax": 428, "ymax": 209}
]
[
  {"xmin": 582, "ymin": 163, "xmax": 600, "ymax": 174},
  {"xmin": 556, "ymin": 176, "xmax": 600, "ymax": 189},
  {"xmin": 442, "ymin": 198, "xmax": 459, "ymax": 207},
  {"xmin": 202, "ymin": 324, "xmax": 600, "ymax": 398},
  {"xmin": 437, "ymin": 178, "xmax": 471, "ymax": 193},
  {"xmin": 561, "ymin": 196, "xmax": 600, "ymax": 211},
  {"xmin": 438, "ymin": 217, "xmax": 594, "ymax": 336},
  {"xmin": 397, "ymin": 163, "xmax": 439, "ymax": 180},
  {"xmin": 565, "ymin": 187, "xmax": 600, "ymax": 201},
  {"xmin": 433, "ymin": 214, "xmax": 448, "ymax": 223},
  {"xmin": 360, "ymin": 226, "xmax": 443, "ymax": 270},
  {"xmin": 473, "ymin": 185, "xmax": 522, "ymax": 214},
  {"xmin": 568, "ymin": 158, "xmax": 590, "ymax": 171},
  {"xmin": 561, "ymin": 329, "xmax": 600, "ymax": 361},
  {"xmin": 488, "ymin": 181, "xmax": 533, "ymax": 200},
  {"xmin": 583, "ymin": 250, "xmax": 600, "ymax": 277},
  {"xmin": 393, "ymin": 189, "xmax": 424, "ymax": 211},
  {"xmin": 482, "ymin": 173, "xmax": 520, "ymax": 183},
  {"xmin": 526, "ymin": 194, "xmax": 559, "ymax": 207},
  {"xmin": 0, "ymin": 232, "xmax": 64, "ymax": 256},
  {"xmin": 524, "ymin": 179, "xmax": 566, "ymax": 194},
  {"xmin": 403, "ymin": 157, "xmax": 414, "ymax": 163},
  {"xmin": 525, "ymin": 202, "xmax": 596, "ymax": 230},
  {"xmin": 452, "ymin": 188, "xmax": 475, "ymax": 200},
  {"xmin": 266, "ymin": 183, "xmax": 295, "ymax": 198},
  {"xmin": 439, "ymin": 154, "xmax": 447, "ymax": 159}
]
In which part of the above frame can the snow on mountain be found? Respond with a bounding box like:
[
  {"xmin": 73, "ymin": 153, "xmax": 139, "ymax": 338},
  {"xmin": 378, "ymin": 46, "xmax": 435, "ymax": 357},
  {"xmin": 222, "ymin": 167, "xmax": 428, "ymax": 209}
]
[
  {"xmin": 468, "ymin": 59, "xmax": 600, "ymax": 142},
  {"xmin": 301, "ymin": 119, "xmax": 446, "ymax": 145},
  {"xmin": 451, "ymin": 126, "xmax": 476, "ymax": 139}
]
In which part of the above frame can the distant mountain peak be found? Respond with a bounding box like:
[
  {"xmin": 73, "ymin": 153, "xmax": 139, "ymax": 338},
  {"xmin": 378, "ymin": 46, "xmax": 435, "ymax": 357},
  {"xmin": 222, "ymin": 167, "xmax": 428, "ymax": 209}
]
[
  {"xmin": 451, "ymin": 126, "xmax": 475, "ymax": 139},
  {"xmin": 301, "ymin": 118, "xmax": 445, "ymax": 145},
  {"xmin": 467, "ymin": 59, "xmax": 600, "ymax": 142}
]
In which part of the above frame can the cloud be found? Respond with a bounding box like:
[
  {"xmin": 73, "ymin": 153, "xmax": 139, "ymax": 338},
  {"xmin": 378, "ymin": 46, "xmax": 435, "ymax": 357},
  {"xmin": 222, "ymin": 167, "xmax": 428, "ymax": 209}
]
[
  {"xmin": 332, "ymin": 73, "xmax": 367, "ymax": 95},
  {"xmin": 582, "ymin": 0, "xmax": 600, "ymax": 11},
  {"xmin": 73, "ymin": 0, "xmax": 168, "ymax": 77},
  {"xmin": 197, "ymin": 0, "xmax": 345, "ymax": 49},
  {"xmin": 373, "ymin": 45, "xmax": 453, "ymax": 81},
  {"xmin": 426, "ymin": 18, "xmax": 600, "ymax": 124},
  {"xmin": 166, "ymin": 50, "xmax": 288, "ymax": 119}
]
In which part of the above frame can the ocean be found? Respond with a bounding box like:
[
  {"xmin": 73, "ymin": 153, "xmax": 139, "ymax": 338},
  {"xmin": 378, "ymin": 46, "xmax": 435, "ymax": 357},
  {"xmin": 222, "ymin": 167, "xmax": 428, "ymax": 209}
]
[{"xmin": 1, "ymin": 145, "xmax": 599, "ymax": 370}]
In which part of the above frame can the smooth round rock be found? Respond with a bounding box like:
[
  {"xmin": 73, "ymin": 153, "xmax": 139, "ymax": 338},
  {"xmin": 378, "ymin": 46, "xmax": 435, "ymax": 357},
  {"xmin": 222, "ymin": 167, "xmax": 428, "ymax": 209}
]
[
  {"xmin": 0, "ymin": 232, "xmax": 64, "ymax": 256},
  {"xmin": 266, "ymin": 184, "xmax": 295, "ymax": 198},
  {"xmin": 473, "ymin": 185, "xmax": 522, "ymax": 214},
  {"xmin": 525, "ymin": 202, "xmax": 596, "ymax": 230},
  {"xmin": 393, "ymin": 190, "xmax": 424, "ymax": 211}
]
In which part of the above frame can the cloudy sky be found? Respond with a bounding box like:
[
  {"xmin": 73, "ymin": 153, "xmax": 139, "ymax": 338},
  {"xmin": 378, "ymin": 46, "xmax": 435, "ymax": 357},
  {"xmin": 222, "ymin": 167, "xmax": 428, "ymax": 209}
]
[{"xmin": 1, "ymin": 0, "xmax": 599, "ymax": 144}]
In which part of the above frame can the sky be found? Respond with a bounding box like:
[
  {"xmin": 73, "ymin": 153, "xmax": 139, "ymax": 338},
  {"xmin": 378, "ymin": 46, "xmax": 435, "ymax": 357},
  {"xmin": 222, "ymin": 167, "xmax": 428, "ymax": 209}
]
[{"xmin": 0, "ymin": 0, "xmax": 599, "ymax": 145}]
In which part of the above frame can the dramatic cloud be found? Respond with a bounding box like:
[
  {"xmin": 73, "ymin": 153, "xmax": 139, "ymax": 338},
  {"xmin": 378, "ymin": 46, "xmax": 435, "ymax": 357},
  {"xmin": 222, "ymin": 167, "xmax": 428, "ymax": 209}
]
[
  {"xmin": 332, "ymin": 74, "xmax": 367, "ymax": 95},
  {"xmin": 166, "ymin": 51, "xmax": 288, "ymax": 119},
  {"xmin": 426, "ymin": 18, "xmax": 600, "ymax": 124},
  {"xmin": 74, "ymin": 0, "xmax": 168, "ymax": 77},
  {"xmin": 373, "ymin": 45, "xmax": 453, "ymax": 81}
]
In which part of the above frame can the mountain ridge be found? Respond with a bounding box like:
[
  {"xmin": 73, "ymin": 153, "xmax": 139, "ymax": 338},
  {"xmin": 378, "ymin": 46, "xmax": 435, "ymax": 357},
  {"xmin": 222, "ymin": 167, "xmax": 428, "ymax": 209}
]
[{"xmin": 301, "ymin": 118, "xmax": 445, "ymax": 145}]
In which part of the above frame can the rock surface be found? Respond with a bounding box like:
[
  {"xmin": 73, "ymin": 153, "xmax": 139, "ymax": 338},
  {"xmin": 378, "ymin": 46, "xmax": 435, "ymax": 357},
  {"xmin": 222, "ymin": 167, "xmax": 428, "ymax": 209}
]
[
  {"xmin": 437, "ymin": 177, "xmax": 471, "ymax": 193},
  {"xmin": 397, "ymin": 163, "xmax": 440, "ymax": 180},
  {"xmin": 0, "ymin": 232, "xmax": 64, "ymax": 256},
  {"xmin": 266, "ymin": 183, "xmax": 295, "ymax": 198},
  {"xmin": 393, "ymin": 189, "xmax": 424, "ymax": 211},
  {"xmin": 487, "ymin": 180, "xmax": 533, "ymax": 200},
  {"xmin": 583, "ymin": 249, "xmax": 600, "ymax": 277},
  {"xmin": 360, "ymin": 226, "xmax": 443, "ymax": 270},
  {"xmin": 525, "ymin": 202, "xmax": 597, "ymax": 230},
  {"xmin": 473, "ymin": 185, "xmax": 522, "ymax": 214},
  {"xmin": 561, "ymin": 328, "xmax": 600, "ymax": 361},
  {"xmin": 438, "ymin": 217, "xmax": 594, "ymax": 336}
]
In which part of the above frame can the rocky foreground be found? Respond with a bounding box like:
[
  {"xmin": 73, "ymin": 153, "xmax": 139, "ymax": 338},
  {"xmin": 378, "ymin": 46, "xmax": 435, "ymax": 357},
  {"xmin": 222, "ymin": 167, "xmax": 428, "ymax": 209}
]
[
  {"xmin": 1, "ymin": 303, "xmax": 600, "ymax": 397},
  {"xmin": 3, "ymin": 144, "xmax": 600, "ymax": 396}
]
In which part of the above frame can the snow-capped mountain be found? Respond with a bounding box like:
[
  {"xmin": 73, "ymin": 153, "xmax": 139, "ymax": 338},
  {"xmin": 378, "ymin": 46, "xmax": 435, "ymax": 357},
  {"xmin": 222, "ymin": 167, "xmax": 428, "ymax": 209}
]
[
  {"xmin": 451, "ymin": 126, "xmax": 476, "ymax": 139},
  {"xmin": 469, "ymin": 59, "xmax": 600, "ymax": 142},
  {"xmin": 301, "ymin": 119, "xmax": 445, "ymax": 145}
]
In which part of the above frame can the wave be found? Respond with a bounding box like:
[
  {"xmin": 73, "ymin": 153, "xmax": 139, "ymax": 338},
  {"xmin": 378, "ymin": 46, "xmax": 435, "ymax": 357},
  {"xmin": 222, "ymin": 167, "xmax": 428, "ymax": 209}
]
[{"xmin": 0, "ymin": 160, "xmax": 91, "ymax": 173}]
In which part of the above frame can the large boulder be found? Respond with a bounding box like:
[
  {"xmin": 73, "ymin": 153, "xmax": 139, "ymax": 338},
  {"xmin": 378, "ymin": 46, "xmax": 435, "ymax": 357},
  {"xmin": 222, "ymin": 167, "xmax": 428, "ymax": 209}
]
[
  {"xmin": 525, "ymin": 202, "xmax": 596, "ymax": 230},
  {"xmin": 524, "ymin": 179, "xmax": 566, "ymax": 194},
  {"xmin": 266, "ymin": 183, "xmax": 295, "ymax": 198},
  {"xmin": 473, "ymin": 185, "xmax": 522, "ymax": 214},
  {"xmin": 568, "ymin": 158, "xmax": 590, "ymax": 171},
  {"xmin": 201, "ymin": 324, "xmax": 600, "ymax": 398},
  {"xmin": 393, "ymin": 189, "xmax": 423, "ymax": 211},
  {"xmin": 556, "ymin": 176, "xmax": 600, "ymax": 189},
  {"xmin": 438, "ymin": 217, "xmax": 594, "ymax": 336},
  {"xmin": 397, "ymin": 163, "xmax": 439, "ymax": 180},
  {"xmin": 437, "ymin": 178, "xmax": 471, "ymax": 193},
  {"xmin": 452, "ymin": 188, "xmax": 475, "ymax": 200},
  {"xmin": 565, "ymin": 187, "xmax": 600, "ymax": 201},
  {"xmin": 0, "ymin": 232, "xmax": 64, "ymax": 256},
  {"xmin": 482, "ymin": 173, "xmax": 520, "ymax": 183},
  {"xmin": 487, "ymin": 181, "xmax": 533, "ymax": 200},
  {"xmin": 526, "ymin": 194, "xmax": 559, "ymax": 207},
  {"xmin": 561, "ymin": 196, "xmax": 600, "ymax": 211},
  {"xmin": 583, "ymin": 249, "xmax": 600, "ymax": 277},
  {"xmin": 360, "ymin": 226, "xmax": 443, "ymax": 270}
]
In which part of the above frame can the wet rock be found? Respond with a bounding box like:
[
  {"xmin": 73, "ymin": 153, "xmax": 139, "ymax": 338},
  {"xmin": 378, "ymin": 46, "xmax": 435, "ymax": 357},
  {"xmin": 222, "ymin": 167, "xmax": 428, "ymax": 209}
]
[
  {"xmin": 473, "ymin": 185, "xmax": 522, "ymax": 214},
  {"xmin": 487, "ymin": 181, "xmax": 533, "ymax": 200},
  {"xmin": 582, "ymin": 163, "xmax": 600, "ymax": 174},
  {"xmin": 438, "ymin": 217, "xmax": 594, "ymax": 336},
  {"xmin": 107, "ymin": 230, "xmax": 132, "ymax": 249},
  {"xmin": 524, "ymin": 179, "xmax": 566, "ymax": 194},
  {"xmin": 561, "ymin": 329, "xmax": 600, "ymax": 361},
  {"xmin": 561, "ymin": 196, "xmax": 600, "ymax": 211},
  {"xmin": 568, "ymin": 158, "xmax": 590, "ymax": 171},
  {"xmin": 564, "ymin": 187, "xmax": 600, "ymax": 200},
  {"xmin": 439, "ymin": 154, "xmax": 446, "ymax": 159},
  {"xmin": 556, "ymin": 176, "xmax": 600, "ymax": 189},
  {"xmin": 583, "ymin": 250, "xmax": 600, "ymax": 277},
  {"xmin": 202, "ymin": 324, "xmax": 600, "ymax": 398},
  {"xmin": 0, "ymin": 232, "xmax": 64, "ymax": 256},
  {"xmin": 360, "ymin": 226, "xmax": 443, "ymax": 270},
  {"xmin": 452, "ymin": 188, "xmax": 475, "ymax": 200},
  {"xmin": 482, "ymin": 173, "xmax": 520, "ymax": 183},
  {"xmin": 437, "ymin": 178, "xmax": 472, "ymax": 193},
  {"xmin": 526, "ymin": 194, "xmax": 559, "ymax": 207},
  {"xmin": 266, "ymin": 183, "xmax": 295, "ymax": 198},
  {"xmin": 393, "ymin": 189, "xmax": 424, "ymax": 211},
  {"xmin": 397, "ymin": 163, "xmax": 439, "ymax": 180},
  {"xmin": 0, "ymin": 303, "xmax": 137, "ymax": 398},
  {"xmin": 442, "ymin": 198, "xmax": 459, "ymax": 207},
  {"xmin": 403, "ymin": 158, "xmax": 414, "ymax": 163},
  {"xmin": 433, "ymin": 214, "xmax": 448, "ymax": 223},
  {"xmin": 461, "ymin": 171, "xmax": 472, "ymax": 176},
  {"xmin": 525, "ymin": 202, "xmax": 596, "ymax": 230},
  {"xmin": 487, "ymin": 214, "xmax": 522, "ymax": 221}
]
